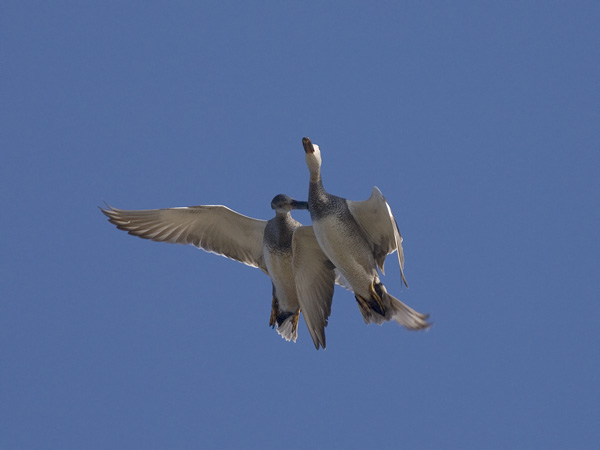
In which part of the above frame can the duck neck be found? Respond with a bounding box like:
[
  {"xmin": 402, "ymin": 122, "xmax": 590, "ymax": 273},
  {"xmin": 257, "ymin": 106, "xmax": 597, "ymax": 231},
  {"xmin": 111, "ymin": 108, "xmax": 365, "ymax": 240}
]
[
  {"xmin": 275, "ymin": 210, "xmax": 292, "ymax": 222},
  {"xmin": 308, "ymin": 177, "xmax": 329, "ymax": 210},
  {"xmin": 310, "ymin": 170, "xmax": 321, "ymax": 184}
]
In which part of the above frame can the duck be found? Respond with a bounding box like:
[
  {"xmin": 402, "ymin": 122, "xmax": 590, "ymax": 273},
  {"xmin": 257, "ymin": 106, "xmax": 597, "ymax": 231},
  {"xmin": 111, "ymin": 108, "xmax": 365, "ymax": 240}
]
[
  {"xmin": 101, "ymin": 194, "xmax": 335, "ymax": 347},
  {"xmin": 301, "ymin": 137, "xmax": 431, "ymax": 330}
]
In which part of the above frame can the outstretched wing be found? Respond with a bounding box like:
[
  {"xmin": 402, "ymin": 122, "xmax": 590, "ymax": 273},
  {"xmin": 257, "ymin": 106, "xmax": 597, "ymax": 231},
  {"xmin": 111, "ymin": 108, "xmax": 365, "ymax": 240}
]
[
  {"xmin": 346, "ymin": 186, "xmax": 408, "ymax": 287},
  {"xmin": 292, "ymin": 226, "xmax": 336, "ymax": 350},
  {"xmin": 101, "ymin": 204, "xmax": 268, "ymax": 271}
]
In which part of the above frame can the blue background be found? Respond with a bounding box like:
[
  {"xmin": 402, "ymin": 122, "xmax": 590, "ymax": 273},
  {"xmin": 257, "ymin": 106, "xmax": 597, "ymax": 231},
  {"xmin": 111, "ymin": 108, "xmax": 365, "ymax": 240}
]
[{"xmin": 2, "ymin": 2, "xmax": 599, "ymax": 449}]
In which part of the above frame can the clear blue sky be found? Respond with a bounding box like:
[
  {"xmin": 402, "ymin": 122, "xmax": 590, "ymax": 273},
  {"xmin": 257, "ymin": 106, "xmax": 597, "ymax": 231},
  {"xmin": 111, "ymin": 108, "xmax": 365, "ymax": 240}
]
[{"xmin": 2, "ymin": 2, "xmax": 599, "ymax": 449}]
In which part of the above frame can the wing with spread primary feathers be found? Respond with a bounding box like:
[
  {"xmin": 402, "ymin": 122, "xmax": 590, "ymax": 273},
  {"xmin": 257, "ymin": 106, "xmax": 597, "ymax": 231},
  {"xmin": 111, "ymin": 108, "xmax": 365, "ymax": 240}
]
[{"xmin": 101, "ymin": 204, "xmax": 268, "ymax": 271}]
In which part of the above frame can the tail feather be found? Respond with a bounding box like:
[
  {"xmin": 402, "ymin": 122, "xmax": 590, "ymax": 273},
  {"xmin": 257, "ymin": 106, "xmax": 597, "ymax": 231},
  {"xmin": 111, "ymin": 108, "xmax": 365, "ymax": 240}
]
[
  {"xmin": 387, "ymin": 291, "xmax": 431, "ymax": 330},
  {"xmin": 269, "ymin": 296, "xmax": 300, "ymax": 342},
  {"xmin": 274, "ymin": 313, "xmax": 300, "ymax": 342},
  {"xmin": 356, "ymin": 282, "xmax": 431, "ymax": 330}
]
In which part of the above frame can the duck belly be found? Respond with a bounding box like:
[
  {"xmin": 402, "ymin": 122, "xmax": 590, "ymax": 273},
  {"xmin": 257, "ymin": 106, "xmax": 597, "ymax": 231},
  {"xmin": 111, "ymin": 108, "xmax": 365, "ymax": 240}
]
[
  {"xmin": 264, "ymin": 248, "xmax": 299, "ymax": 310},
  {"xmin": 312, "ymin": 215, "xmax": 375, "ymax": 298}
]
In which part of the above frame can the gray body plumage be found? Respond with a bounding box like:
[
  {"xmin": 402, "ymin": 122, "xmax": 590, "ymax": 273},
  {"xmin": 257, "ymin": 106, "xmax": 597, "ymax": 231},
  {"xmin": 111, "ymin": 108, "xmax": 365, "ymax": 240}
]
[
  {"xmin": 262, "ymin": 195, "xmax": 307, "ymax": 337},
  {"xmin": 100, "ymin": 194, "xmax": 325, "ymax": 344},
  {"xmin": 309, "ymin": 182, "xmax": 378, "ymax": 301},
  {"xmin": 301, "ymin": 137, "xmax": 431, "ymax": 329}
]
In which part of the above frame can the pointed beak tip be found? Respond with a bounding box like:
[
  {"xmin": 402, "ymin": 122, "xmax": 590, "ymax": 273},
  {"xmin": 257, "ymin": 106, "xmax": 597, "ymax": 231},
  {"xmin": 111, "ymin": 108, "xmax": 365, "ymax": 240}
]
[{"xmin": 302, "ymin": 137, "xmax": 314, "ymax": 153}]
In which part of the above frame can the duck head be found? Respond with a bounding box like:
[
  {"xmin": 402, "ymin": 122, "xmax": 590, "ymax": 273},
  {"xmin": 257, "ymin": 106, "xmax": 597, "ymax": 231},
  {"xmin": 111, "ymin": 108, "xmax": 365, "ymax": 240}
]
[
  {"xmin": 302, "ymin": 137, "xmax": 322, "ymax": 182},
  {"xmin": 271, "ymin": 194, "xmax": 309, "ymax": 213}
]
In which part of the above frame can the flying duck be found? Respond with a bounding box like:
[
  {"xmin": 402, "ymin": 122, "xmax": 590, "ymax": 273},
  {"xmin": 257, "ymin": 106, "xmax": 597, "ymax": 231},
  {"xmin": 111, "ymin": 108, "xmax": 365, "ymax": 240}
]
[
  {"xmin": 301, "ymin": 137, "xmax": 431, "ymax": 330},
  {"xmin": 100, "ymin": 194, "xmax": 335, "ymax": 347}
]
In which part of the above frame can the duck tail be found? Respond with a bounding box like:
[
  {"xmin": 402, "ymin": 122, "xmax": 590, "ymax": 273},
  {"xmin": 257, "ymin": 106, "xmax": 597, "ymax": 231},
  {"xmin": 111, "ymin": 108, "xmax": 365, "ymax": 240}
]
[
  {"xmin": 386, "ymin": 291, "xmax": 432, "ymax": 330},
  {"xmin": 269, "ymin": 296, "xmax": 300, "ymax": 342},
  {"xmin": 355, "ymin": 282, "xmax": 432, "ymax": 330}
]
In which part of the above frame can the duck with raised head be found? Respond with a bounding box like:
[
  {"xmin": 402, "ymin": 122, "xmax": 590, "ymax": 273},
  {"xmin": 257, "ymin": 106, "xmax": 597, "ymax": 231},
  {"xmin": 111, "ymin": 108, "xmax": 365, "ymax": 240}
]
[{"xmin": 300, "ymin": 137, "xmax": 431, "ymax": 330}]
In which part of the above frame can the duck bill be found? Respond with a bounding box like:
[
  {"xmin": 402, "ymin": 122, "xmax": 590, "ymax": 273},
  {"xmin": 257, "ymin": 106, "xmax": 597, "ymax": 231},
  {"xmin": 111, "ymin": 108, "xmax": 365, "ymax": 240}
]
[
  {"xmin": 302, "ymin": 137, "xmax": 314, "ymax": 153},
  {"xmin": 290, "ymin": 200, "xmax": 309, "ymax": 210}
]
